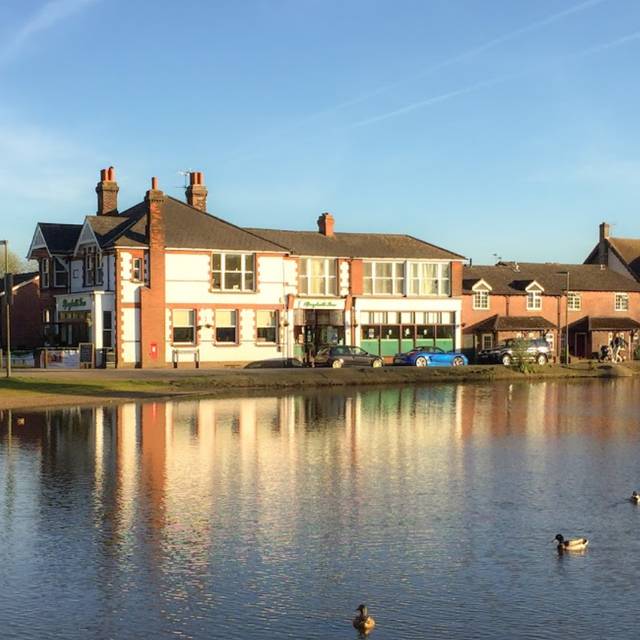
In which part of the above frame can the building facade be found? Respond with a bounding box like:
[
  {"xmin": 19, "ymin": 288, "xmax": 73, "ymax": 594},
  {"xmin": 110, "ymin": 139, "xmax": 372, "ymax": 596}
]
[
  {"xmin": 28, "ymin": 168, "xmax": 466, "ymax": 367},
  {"xmin": 462, "ymin": 262, "xmax": 640, "ymax": 361}
]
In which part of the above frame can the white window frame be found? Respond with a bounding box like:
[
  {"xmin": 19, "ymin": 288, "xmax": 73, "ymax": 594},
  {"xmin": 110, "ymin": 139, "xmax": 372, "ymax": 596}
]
[
  {"xmin": 215, "ymin": 309, "xmax": 238, "ymax": 344},
  {"xmin": 212, "ymin": 253, "xmax": 255, "ymax": 292},
  {"xmin": 408, "ymin": 262, "xmax": 451, "ymax": 297},
  {"xmin": 473, "ymin": 290, "xmax": 490, "ymax": 310},
  {"xmin": 172, "ymin": 309, "xmax": 196, "ymax": 344},
  {"xmin": 132, "ymin": 257, "xmax": 143, "ymax": 282},
  {"xmin": 41, "ymin": 259, "xmax": 50, "ymax": 289},
  {"xmin": 299, "ymin": 257, "xmax": 337, "ymax": 296},
  {"xmin": 525, "ymin": 282, "xmax": 544, "ymax": 311},
  {"xmin": 567, "ymin": 292, "xmax": 581, "ymax": 311},
  {"xmin": 615, "ymin": 292, "xmax": 629, "ymax": 311},
  {"xmin": 481, "ymin": 333, "xmax": 493, "ymax": 350},
  {"xmin": 363, "ymin": 261, "xmax": 405, "ymax": 295},
  {"xmin": 256, "ymin": 310, "xmax": 278, "ymax": 343},
  {"xmin": 53, "ymin": 258, "xmax": 67, "ymax": 288}
]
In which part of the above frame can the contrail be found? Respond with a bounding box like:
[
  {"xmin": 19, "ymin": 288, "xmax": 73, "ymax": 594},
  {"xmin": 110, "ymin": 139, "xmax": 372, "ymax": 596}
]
[
  {"xmin": 324, "ymin": 0, "xmax": 610, "ymax": 117},
  {"xmin": 226, "ymin": 0, "xmax": 610, "ymax": 161},
  {"xmin": 348, "ymin": 27, "xmax": 640, "ymax": 129}
]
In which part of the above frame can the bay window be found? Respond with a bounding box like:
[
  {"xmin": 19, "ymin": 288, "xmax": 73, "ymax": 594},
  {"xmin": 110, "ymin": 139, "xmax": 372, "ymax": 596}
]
[
  {"xmin": 408, "ymin": 262, "xmax": 451, "ymax": 296},
  {"xmin": 363, "ymin": 261, "xmax": 404, "ymax": 295},
  {"xmin": 299, "ymin": 258, "xmax": 337, "ymax": 296},
  {"xmin": 212, "ymin": 253, "xmax": 255, "ymax": 291}
]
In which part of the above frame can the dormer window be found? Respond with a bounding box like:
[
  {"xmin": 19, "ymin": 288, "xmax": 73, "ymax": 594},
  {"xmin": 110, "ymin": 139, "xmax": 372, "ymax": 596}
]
[
  {"xmin": 526, "ymin": 282, "xmax": 544, "ymax": 311},
  {"xmin": 471, "ymin": 280, "xmax": 492, "ymax": 310}
]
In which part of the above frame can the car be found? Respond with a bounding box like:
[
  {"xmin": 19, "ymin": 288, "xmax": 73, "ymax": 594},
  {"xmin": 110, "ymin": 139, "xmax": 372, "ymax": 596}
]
[
  {"xmin": 477, "ymin": 338, "xmax": 552, "ymax": 366},
  {"xmin": 314, "ymin": 345, "xmax": 383, "ymax": 368},
  {"xmin": 393, "ymin": 346, "xmax": 468, "ymax": 367},
  {"xmin": 244, "ymin": 357, "xmax": 306, "ymax": 369}
]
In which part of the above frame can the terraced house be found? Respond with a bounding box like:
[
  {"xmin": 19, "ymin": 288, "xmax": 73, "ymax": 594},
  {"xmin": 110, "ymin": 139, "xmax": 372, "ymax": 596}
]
[
  {"xmin": 462, "ymin": 261, "xmax": 640, "ymax": 361},
  {"xmin": 27, "ymin": 168, "xmax": 465, "ymax": 367}
]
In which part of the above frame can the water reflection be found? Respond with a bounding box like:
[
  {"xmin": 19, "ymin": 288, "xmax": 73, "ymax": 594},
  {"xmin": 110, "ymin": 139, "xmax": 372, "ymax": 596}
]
[{"xmin": 2, "ymin": 379, "xmax": 640, "ymax": 640}]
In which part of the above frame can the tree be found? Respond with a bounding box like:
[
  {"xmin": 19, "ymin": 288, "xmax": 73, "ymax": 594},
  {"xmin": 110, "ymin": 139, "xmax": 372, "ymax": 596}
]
[{"xmin": 0, "ymin": 248, "xmax": 36, "ymax": 277}]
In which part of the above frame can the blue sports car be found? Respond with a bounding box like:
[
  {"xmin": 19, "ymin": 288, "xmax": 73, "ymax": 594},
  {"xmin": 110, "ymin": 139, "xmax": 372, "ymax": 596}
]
[{"xmin": 393, "ymin": 346, "xmax": 468, "ymax": 367}]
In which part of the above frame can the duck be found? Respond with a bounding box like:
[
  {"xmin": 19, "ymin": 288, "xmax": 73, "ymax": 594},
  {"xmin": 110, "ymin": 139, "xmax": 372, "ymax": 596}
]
[
  {"xmin": 555, "ymin": 533, "xmax": 588, "ymax": 552},
  {"xmin": 630, "ymin": 491, "xmax": 640, "ymax": 504},
  {"xmin": 353, "ymin": 604, "xmax": 376, "ymax": 635}
]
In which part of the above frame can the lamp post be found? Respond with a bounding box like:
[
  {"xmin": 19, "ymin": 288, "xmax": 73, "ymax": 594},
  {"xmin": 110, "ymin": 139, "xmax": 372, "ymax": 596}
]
[
  {"xmin": 1, "ymin": 240, "xmax": 11, "ymax": 377},
  {"xmin": 558, "ymin": 270, "xmax": 570, "ymax": 365}
]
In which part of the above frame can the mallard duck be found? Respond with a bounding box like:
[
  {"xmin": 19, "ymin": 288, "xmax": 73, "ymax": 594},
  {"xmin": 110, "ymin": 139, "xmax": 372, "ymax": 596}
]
[
  {"xmin": 353, "ymin": 604, "xmax": 376, "ymax": 634},
  {"xmin": 630, "ymin": 491, "xmax": 640, "ymax": 504},
  {"xmin": 555, "ymin": 533, "xmax": 588, "ymax": 552}
]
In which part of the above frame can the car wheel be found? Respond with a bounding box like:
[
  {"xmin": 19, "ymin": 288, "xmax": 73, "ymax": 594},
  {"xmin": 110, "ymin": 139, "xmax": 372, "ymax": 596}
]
[
  {"xmin": 371, "ymin": 358, "xmax": 383, "ymax": 368},
  {"xmin": 415, "ymin": 356, "xmax": 428, "ymax": 367},
  {"xmin": 501, "ymin": 354, "xmax": 512, "ymax": 366},
  {"xmin": 331, "ymin": 359, "xmax": 343, "ymax": 369},
  {"xmin": 536, "ymin": 353, "xmax": 548, "ymax": 365},
  {"xmin": 452, "ymin": 356, "xmax": 464, "ymax": 367}
]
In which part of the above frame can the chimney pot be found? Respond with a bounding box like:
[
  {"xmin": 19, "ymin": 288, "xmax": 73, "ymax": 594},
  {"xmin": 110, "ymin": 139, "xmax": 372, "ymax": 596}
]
[
  {"xmin": 186, "ymin": 170, "xmax": 208, "ymax": 212},
  {"xmin": 151, "ymin": 176, "xmax": 158, "ymax": 190},
  {"xmin": 96, "ymin": 166, "xmax": 119, "ymax": 215},
  {"xmin": 317, "ymin": 212, "xmax": 335, "ymax": 237}
]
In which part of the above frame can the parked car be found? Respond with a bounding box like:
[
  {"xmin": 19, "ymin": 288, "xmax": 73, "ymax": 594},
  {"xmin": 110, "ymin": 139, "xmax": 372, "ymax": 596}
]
[
  {"xmin": 477, "ymin": 338, "xmax": 552, "ymax": 366},
  {"xmin": 314, "ymin": 345, "xmax": 383, "ymax": 368},
  {"xmin": 245, "ymin": 357, "xmax": 306, "ymax": 369},
  {"xmin": 393, "ymin": 346, "xmax": 468, "ymax": 367}
]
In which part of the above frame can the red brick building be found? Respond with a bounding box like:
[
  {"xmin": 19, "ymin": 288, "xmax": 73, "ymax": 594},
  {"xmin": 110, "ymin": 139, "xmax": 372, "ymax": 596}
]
[
  {"xmin": 0, "ymin": 272, "xmax": 42, "ymax": 350},
  {"xmin": 462, "ymin": 262, "xmax": 640, "ymax": 361}
]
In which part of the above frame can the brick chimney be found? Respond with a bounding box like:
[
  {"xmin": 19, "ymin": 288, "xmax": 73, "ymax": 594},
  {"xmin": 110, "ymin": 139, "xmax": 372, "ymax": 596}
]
[
  {"xmin": 317, "ymin": 212, "xmax": 335, "ymax": 237},
  {"xmin": 186, "ymin": 171, "xmax": 208, "ymax": 212},
  {"xmin": 96, "ymin": 166, "xmax": 119, "ymax": 215},
  {"xmin": 598, "ymin": 221, "xmax": 610, "ymax": 265}
]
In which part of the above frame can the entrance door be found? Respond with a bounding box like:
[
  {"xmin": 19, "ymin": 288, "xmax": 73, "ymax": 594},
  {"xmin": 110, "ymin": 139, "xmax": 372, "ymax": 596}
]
[{"xmin": 575, "ymin": 333, "xmax": 587, "ymax": 358}]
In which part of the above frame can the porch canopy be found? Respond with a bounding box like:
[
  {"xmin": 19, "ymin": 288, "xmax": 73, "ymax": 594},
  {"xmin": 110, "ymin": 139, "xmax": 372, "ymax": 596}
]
[
  {"xmin": 470, "ymin": 315, "xmax": 556, "ymax": 332},
  {"xmin": 569, "ymin": 316, "xmax": 640, "ymax": 332}
]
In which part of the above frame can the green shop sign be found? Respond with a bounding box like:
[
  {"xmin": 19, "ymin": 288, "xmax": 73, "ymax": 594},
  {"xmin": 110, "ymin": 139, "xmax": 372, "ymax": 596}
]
[{"xmin": 61, "ymin": 297, "xmax": 90, "ymax": 311}]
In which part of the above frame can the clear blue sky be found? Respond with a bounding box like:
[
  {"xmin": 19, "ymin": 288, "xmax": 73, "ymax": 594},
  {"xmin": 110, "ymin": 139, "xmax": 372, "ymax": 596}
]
[{"xmin": 1, "ymin": 0, "xmax": 639, "ymax": 264}]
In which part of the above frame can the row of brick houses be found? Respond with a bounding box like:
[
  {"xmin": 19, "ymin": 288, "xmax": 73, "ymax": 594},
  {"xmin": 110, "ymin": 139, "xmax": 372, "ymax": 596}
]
[{"xmin": 10, "ymin": 167, "xmax": 640, "ymax": 366}]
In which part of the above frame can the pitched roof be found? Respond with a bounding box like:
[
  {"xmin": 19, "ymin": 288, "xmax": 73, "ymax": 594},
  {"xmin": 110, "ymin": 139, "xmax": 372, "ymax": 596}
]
[
  {"xmin": 469, "ymin": 314, "xmax": 556, "ymax": 332},
  {"xmin": 38, "ymin": 223, "xmax": 82, "ymax": 254},
  {"xmin": 0, "ymin": 271, "xmax": 39, "ymax": 294},
  {"xmin": 86, "ymin": 202, "xmax": 148, "ymax": 249},
  {"xmin": 162, "ymin": 197, "xmax": 287, "ymax": 252},
  {"xmin": 463, "ymin": 262, "xmax": 640, "ymax": 295},
  {"xmin": 245, "ymin": 227, "xmax": 464, "ymax": 260},
  {"xmin": 608, "ymin": 238, "xmax": 640, "ymax": 279},
  {"xmin": 570, "ymin": 316, "xmax": 640, "ymax": 331}
]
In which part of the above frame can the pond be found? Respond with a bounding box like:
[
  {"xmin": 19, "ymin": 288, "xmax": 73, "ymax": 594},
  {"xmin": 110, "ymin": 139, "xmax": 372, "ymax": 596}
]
[{"xmin": 1, "ymin": 380, "xmax": 640, "ymax": 639}]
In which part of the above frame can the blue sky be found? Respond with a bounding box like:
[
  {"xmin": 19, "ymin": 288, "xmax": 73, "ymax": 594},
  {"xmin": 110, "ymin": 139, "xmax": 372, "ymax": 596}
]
[{"xmin": 1, "ymin": 0, "xmax": 640, "ymax": 263}]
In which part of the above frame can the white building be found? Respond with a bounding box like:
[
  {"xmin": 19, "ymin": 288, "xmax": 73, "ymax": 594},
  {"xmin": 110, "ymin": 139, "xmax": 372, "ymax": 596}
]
[{"xmin": 28, "ymin": 168, "xmax": 465, "ymax": 367}]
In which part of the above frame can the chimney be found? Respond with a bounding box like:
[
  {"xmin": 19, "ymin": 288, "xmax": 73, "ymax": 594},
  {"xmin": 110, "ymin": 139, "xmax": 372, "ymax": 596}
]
[
  {"xmin": 145, "ymin": 176, "xmax": 165, "ymax": 203},
  {"xmin": 96, "ymin": 166, "xmax": 119, "ymax": 215},
  {"xmin": 317, "ymin": 212, "xmax": 335, "ymax": 237},
  {"xmin": 598, "ymin": 221, "xmax": 610, "ymax": 265},
  {"xmin": 186, "ymin": 171, "xmax": 208, "ymax": 211}
]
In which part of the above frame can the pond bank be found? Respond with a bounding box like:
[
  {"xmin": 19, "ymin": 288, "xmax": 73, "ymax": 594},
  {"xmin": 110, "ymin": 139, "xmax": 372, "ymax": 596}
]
[{"xmin": 0, "ymin": 362, "xmax": 638, "ymax": 410}]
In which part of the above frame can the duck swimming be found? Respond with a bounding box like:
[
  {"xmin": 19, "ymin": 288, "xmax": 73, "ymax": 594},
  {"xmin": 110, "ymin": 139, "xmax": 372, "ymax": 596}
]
[
  {"xmin": 630, "ymin": 491, "xmax": 640, "ymax": 504},
  {"xmin": 555, "ymin": 533, "xmax": 588, "ymax": 552},
  {"xmin": 353, "ymin": 604, "xmax": 376, "ymax": 635}
]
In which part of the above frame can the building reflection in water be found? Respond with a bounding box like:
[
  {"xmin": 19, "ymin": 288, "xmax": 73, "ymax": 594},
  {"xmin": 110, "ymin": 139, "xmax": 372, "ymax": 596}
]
[{"xmin": 2, "ymin": 378, "xmax": 640, "ymax": 636}]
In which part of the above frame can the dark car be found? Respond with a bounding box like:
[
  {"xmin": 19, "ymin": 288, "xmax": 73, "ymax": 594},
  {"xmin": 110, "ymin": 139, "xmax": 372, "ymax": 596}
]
[
  {"xmin": 244, "ymin": 357, "xmax": 306, "ymax": 369},
  {"xmin": 314, "ymin": 345, "xmax": 383, "ymax": 368},
  {"xmin": 477, "ymin": 338, "xmax": 552, "ymax": 366}
]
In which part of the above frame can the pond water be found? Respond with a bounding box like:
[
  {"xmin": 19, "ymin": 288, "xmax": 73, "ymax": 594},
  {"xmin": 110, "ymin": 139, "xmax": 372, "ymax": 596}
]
[{"xmin": 2, "ymin": 380, "xmax": 640, "ymax": 639}]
